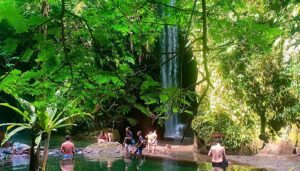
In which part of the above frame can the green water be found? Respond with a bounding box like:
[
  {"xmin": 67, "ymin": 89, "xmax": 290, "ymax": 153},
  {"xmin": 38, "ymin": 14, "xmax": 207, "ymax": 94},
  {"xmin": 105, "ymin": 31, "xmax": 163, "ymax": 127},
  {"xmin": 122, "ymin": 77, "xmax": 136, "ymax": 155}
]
[
  {"xmin": 0, "ymin": 155, "xmax": 268, "ymax": 171},
  {"xmin": 3, "ymin": 134, "xmax": 268, "ymax": 171}
]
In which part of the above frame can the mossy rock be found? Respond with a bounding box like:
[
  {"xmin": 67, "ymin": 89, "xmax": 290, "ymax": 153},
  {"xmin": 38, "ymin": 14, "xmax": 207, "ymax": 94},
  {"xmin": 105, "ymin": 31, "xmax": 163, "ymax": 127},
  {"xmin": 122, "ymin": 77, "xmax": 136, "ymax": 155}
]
[{"xmin": 83, "ymin": 142, "xmax": 125, "ymax": 160}]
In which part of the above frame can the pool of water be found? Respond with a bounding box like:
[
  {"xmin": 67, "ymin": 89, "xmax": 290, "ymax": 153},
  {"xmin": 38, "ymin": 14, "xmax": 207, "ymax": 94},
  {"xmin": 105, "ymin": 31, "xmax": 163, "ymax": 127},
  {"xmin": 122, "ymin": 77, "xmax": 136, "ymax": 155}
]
[
  {"xmin": 2, "ymin": 134, "xmax": 268, "ymax": 171},
  {"xmin": 0, "ymin": 154, "xmax": 268, "ymax": 171}
]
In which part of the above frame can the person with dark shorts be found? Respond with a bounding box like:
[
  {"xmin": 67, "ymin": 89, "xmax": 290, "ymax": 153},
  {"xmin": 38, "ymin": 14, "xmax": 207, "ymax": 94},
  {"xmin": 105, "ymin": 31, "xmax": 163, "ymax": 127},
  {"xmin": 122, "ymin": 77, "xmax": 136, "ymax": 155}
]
[
  {"xmin": 208, "ymin": 138, "xmax": 228, "ymax": 171},
  {"xmin": 134, "ymin": 131, "xmax": 145, "ymax": 156}
]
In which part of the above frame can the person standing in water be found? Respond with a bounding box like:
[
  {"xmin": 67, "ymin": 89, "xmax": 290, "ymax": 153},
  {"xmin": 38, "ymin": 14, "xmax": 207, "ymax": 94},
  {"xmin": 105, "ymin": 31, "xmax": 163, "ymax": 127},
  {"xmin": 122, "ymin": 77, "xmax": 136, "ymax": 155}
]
[
  {"xmin": 60, "ymin": 135, "xmax": 75, "ymax": 160},
  {"xmin": 208, "ymin": 138, "xmax": 228, "ymax": 171}
]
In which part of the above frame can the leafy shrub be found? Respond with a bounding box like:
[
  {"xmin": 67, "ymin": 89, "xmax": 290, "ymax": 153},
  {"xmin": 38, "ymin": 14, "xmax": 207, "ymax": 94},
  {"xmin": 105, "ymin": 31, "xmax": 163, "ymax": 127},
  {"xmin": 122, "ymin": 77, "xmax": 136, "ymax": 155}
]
[{"xmin": 192, "ymin": 112, "xmax": 254, "ymax": 152}]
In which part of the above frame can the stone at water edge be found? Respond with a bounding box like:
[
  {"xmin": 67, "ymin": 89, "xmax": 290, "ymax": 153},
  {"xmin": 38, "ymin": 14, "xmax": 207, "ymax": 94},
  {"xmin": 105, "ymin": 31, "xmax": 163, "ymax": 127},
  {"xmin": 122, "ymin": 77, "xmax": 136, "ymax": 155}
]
[
  {"xmin": 259, "ymin": 140, "xmax": 294, "ymax": 155},
  {"xmin": 0, "ymin": 142, "xmax": 30, "ymax": 155},
  {"xmin": 82, "ymin": 142, "xmax": 126, "ymax": 159}
]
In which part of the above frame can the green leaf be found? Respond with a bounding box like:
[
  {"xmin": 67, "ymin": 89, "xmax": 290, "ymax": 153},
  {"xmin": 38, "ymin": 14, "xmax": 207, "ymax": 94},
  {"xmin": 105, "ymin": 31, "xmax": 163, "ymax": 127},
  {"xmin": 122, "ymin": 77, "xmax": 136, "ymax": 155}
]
[
  {"xmin": 35, "ymin": 132, "xmax": 42, "ymax": 147},
  {"xmin": 0, "ymin": 103, "xmax": 30, "ymax": 121},
  {"xmin": 54, "ymin": 123, "xmax": 77, "ymax": 129},
  {"xmin": 134, "ymin": 103, "xmax": 151, "ymax": 116},
  {"xmin": 21, "ymin": 48, "xmax": 34, "ymax": 62},
  {"xmin": 0, "ymin": 2, "xmax": 29, "ymax": 33},
  {"xmin": 3, "ymin": 38, "xmax": 19, "ymax": 54},
  {"xmin": 2, "ymin": 125, "xmax": 29, "ymax": 145},
  {"xmin": 127, "ymin": 117, "xmax": 137, "ymax": 126},
  {"xmin": 159, "ymin": 94, "xmax": 169, "ymax": 103},
  {"xmin": 16, "ymin": 97, "xmax": 36, "ymax": 115},
  {"xmin": 172, "ymin": 106, "xmax": 179, "ymax": 113}
]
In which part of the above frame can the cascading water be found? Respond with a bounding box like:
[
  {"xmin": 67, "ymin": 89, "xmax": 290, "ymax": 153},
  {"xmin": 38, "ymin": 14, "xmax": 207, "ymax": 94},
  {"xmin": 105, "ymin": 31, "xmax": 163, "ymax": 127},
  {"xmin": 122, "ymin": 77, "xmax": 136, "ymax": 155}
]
[{"xmin": 160, "ymin": 0, "xmax": 180, "ymax": 138}]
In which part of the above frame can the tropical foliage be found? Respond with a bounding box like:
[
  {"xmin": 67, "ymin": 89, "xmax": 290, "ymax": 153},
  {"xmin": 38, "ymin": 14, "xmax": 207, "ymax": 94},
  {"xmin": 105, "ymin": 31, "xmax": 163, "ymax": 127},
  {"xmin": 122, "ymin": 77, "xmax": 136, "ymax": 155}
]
[{"xmin": 0, "ymin": 0, "xmax": 299, "ymax": 165}]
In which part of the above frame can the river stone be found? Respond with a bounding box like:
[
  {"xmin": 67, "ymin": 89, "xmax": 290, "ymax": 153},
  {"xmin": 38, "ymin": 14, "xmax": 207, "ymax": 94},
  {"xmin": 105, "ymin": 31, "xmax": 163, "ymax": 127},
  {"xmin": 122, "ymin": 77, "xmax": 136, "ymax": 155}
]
[
  {"xmin": 0, "ymin": 142, "xmax": 30, "ymax": 155},
  {"xmin": 82, "ymin": 142, "xmax": 125, "ymax": 160},
  {"xmin": 259, "ymin": 140, "xmax": 294, "ymax": 155},
  {"xmin": 12, "ymin": 142, "xmax": 30, "ymax": 155}
]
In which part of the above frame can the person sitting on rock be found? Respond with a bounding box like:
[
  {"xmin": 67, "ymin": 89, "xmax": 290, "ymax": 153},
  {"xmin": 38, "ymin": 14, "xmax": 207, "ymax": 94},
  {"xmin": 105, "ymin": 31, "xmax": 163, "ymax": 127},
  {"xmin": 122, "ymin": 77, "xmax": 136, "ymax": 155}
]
[
  {"xmin": 98, "ymin": 131, "xmax": 107, "ymax": 143},
  {"xmin": 107, "ymin": 129, "xmax": 114, "ymax": 142},
  {"xmin": 134, "ymin": 131, "xmax": 146, "ymax": 156},
  {"xmin": 123, "ymin": 127, "xmax": 134, "ymax": 152},
  {"xmin": 146, "ymin": 130, "xmax": 157, "ymax": 154}
]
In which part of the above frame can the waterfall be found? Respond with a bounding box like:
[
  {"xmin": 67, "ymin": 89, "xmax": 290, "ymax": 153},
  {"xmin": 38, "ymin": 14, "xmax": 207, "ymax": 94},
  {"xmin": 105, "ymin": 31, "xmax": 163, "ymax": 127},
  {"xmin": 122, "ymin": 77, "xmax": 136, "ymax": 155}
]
[{"xmin": 160, "ymin": 0, "xmax": 180, "ymax": 138}]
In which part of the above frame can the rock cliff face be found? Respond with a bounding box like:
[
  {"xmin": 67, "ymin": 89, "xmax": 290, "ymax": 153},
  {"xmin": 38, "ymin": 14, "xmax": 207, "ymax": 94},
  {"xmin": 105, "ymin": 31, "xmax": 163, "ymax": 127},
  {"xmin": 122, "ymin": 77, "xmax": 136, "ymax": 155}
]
[{"xmin": 82, "ymin": 142, "xmax": 126, "ymax": 160}]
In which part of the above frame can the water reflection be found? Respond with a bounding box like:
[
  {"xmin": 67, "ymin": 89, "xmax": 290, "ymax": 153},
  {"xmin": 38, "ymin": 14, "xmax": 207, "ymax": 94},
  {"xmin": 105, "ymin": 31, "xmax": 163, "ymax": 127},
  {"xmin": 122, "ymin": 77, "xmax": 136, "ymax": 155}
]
[
  {"xmin": 124, "ymin": 153, "xmax": 132, "ymax": 171},
  {"xmin": 107, "ymin": 159, "xmax": 113, "ymax": 170},
  {"xmin": 136, "ymin": 156, "xmax": 145, "ymax": 170},
  {"xmin": 1, "ymin": 154, "xmax": 269, "ymax": 171},
  {"xmin": 60, "ymin": 159, "xmax": 74, "ymax": 171},
  {"xmin": 11, "ymin": 154, "xmax": 29, "ymax": 167}
]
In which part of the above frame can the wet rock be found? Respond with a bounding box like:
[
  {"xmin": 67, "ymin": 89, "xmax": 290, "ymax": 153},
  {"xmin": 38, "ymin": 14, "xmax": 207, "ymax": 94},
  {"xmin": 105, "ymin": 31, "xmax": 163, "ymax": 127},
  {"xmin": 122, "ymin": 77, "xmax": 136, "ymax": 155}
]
[
  {"xmin": 47, "ymin": 148, "xmax": 83, "ymax": 156},
  {"xmin": 75, "ymin": 148, "xmax": 83, "ymax": 154},
  {"xmin": 0, "ymin": 146, "xmax": 13, "ymax": 155},
  {"xmin": 82, "ymin": 142, "xmax": 126, "ymax": 160},
  {"xmin": 0, "ymin": 142, "xmax": 30, "ymax": 155},
  {"xmin": 12, "ymin": 142, "xmax": 30, "ymax": 155},
  {"xmin": 0, "ymin": 152, "xmax": 9, "ymax": 161},
  {"xmin": 48, "ymin": 149, "xmax": 62, "ymax": 156}
]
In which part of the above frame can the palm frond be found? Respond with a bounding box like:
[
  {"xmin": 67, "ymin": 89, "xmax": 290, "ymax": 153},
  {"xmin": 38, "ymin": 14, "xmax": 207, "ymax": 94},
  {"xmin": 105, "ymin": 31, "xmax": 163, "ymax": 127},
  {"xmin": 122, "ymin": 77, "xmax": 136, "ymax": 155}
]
[
  {"xmin": 0, "ymin": 103, "xmax": 30, "ymax": 121},
  {"xmin": 16, "ymin": 97, "xmax": 36, "ymax": 115},
  {"xmin": 1, "ymin": 125, "xmax": 30, "ymax": 145}
]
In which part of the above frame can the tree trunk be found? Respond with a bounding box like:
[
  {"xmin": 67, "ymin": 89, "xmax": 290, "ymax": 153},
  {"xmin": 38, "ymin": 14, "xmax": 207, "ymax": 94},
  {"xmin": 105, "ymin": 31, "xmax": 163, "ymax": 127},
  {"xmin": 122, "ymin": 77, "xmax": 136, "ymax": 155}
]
[
  {"xmin": 29, "ymin": 134, "xmax": 40, "ymax": 171},
  {"xmin": 201, "ymin": 0, "xmax": 211, "ymax": 86},
  {"xmin": 41, "ymin": 132, "xmax": 51, "ymax": 171},
  {"xmin": 259, "ymin": 113, "xmax": 269, "ymax": 143},
  {"xmin": 41, "ymin": 0, "xmax": 49, "ymax": 37}
]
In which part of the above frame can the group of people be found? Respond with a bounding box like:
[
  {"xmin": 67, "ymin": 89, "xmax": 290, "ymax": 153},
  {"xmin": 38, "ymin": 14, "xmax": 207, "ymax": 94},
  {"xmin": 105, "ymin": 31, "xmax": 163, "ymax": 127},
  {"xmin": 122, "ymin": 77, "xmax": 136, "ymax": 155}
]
[
  {"xmin": 97, "ymin": 129, "xmax": 114, "ymax": 143},
  {"xmin": 123, "ymin": 127, "xmax": 158, "ymax": 156},
  {"xmin": 60, "ymin": 130, "xmax": 229, "ymax": 171}
]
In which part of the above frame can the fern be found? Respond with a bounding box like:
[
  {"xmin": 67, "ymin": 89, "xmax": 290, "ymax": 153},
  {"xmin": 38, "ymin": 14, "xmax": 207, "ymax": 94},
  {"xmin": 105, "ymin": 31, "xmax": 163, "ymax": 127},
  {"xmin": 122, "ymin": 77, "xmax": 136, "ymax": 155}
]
[
  {"xmin": 0, "ymin": 1, "xmax": 29, "ymax": 33},
  {"xmin": 3, "ymin": 38, "xmax": 19, "ymax": 54}
]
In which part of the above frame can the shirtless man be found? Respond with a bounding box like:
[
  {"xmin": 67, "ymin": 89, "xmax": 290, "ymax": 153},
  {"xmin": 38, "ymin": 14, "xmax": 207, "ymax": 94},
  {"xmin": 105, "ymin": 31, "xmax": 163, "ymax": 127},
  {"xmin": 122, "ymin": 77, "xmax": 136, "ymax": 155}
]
[
  {"xmin": 60, "ymin": 135, "xmax": 75, "ymax": 160},
  {"xmin": 208, "ymin": 139, "xmax": 227, "ymax": 171}
]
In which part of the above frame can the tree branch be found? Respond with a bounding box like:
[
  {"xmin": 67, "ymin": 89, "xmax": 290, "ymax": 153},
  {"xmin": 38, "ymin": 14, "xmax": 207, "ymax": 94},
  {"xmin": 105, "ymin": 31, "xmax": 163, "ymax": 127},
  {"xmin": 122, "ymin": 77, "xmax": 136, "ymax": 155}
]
[{"xmin": 61, "ymin": 0, "xmax": 74, "ymax": 87}]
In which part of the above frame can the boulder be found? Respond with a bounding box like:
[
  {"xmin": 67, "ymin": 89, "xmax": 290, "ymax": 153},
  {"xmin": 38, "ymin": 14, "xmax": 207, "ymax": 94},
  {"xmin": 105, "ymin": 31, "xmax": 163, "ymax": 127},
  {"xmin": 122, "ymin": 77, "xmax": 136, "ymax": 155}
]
[
  {"xmin": 47, "ymin": 149, "xmax": 62, "ymax": 156},
  {"xmin": 259, "ymin": 140, "xmax": 294, "ymax": 155},
  {"xmin": 0, "ymin": 142, "xmax": 30, "ymax": 155},
  {"xmin": 82, "ymin": 142, "xmax": 126, "ymax": 160},
  {"xmin": 12, "ymin": 142, "xmax": 30, "ymax": 155}
]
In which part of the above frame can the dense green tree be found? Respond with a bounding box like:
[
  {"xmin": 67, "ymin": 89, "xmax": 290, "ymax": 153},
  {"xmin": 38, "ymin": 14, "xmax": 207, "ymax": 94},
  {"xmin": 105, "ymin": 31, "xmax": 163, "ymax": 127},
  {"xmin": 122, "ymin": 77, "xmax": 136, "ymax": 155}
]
[{"xmin": 0, "ymin": 0, "xmax": 299, "ymax": 159}]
